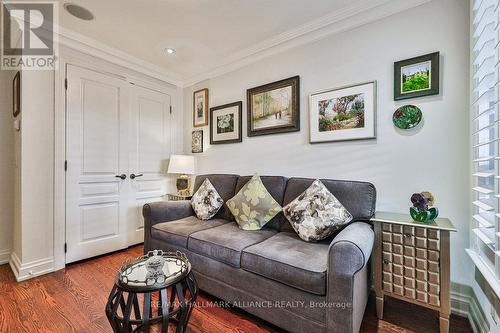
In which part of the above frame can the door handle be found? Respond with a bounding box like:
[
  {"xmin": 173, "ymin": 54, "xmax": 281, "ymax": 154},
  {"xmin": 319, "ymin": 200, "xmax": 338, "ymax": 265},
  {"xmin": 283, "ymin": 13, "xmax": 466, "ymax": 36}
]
[
  {"xmin": 130, "ymin": 173, "xmax": 143, "ymax": 180},
  {"xmin": 115, "ymin": 174, "xmax": 127, "ymax": 180}
]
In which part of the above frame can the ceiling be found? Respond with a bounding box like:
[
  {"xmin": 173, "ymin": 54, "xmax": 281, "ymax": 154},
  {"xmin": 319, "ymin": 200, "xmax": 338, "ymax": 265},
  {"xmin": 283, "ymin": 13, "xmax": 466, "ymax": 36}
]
[{"xmin": 55, "ymin": 0, "xmax": 425, "ymax": 85}]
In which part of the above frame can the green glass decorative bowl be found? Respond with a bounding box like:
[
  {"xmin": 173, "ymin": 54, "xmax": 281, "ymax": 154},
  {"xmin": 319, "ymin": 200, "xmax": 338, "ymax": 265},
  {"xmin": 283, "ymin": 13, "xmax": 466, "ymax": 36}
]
[
  {"xmin": 393, "ymin": 105, "xmax": 423, "ymax": 129},
  {"xmin": 410, "ymin": 207, "xmax": 439, "ymax": 222}
]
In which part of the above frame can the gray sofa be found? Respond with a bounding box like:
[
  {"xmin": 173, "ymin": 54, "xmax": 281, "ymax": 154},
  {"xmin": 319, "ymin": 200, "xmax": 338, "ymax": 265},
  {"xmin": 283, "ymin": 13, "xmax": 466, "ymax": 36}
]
[{"xmin": 143, "ymin": 174, "xmax": 376, "ymax": 333}]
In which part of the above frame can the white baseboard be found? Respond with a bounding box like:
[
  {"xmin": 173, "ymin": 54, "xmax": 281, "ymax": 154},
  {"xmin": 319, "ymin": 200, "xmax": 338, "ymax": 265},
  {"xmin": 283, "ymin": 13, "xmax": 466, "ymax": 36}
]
[
  {"xmin": 0, "ymin": 249, "xmax": 10, "ymax": 264},
  {"xmin": 9, "ymin": 252, "xmax": 54, "ymax": 282},
  {"xmin": 451, "ymin": 283, "xmax": 489, "ymax": 333}
]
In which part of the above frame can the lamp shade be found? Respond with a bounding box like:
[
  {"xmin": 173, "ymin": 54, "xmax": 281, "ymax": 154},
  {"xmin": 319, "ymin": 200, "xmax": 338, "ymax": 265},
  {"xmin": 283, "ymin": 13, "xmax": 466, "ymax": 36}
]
[{"xmin": 167, "ymin": 155, "xmax": 195, "ymax": 175}]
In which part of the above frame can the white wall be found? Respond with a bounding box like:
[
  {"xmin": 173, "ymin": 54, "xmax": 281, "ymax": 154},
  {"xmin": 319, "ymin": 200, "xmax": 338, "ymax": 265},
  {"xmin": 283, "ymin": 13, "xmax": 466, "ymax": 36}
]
[
  {"xmin": 184, "ymin": 0, "xmax": 472, "ymax": 288},
  {"xmin": 0, "ymin": 70, "xmax": 15, "ymax": 264}
]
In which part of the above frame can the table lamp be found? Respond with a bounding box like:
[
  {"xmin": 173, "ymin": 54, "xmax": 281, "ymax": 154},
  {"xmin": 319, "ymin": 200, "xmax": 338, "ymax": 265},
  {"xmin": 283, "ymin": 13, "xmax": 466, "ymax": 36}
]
[{"xmin": 167, "ymin": 155, "xmax": 195, "ymax": 195}]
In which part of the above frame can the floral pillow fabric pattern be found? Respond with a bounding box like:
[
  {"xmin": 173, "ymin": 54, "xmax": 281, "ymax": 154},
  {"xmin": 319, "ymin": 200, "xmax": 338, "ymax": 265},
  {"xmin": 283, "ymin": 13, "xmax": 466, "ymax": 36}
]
[
  {"xmin": 191, "ymin": 178, "xmax": 224, "ymax": 220},
  {"xmin": 227, "ymin": 175, "xmax": 282, "ymax": 231},
  {"xmin": 283, "ymin": 180, "xmax": 353, "ymax": 242}
]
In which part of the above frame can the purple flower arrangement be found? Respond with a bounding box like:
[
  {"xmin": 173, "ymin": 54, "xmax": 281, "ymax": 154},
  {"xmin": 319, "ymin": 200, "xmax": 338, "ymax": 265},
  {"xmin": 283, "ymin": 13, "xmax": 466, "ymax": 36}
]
[{"xmin": 410, "ymin": 191, "xmax": 438, "ymax": 222}]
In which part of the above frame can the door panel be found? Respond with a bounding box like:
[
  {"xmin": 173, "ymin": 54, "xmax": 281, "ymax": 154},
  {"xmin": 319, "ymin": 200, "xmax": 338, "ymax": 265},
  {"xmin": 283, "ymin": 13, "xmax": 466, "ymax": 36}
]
[
  {"xmin": 66, "ymin": 65, "xmax": 129, "ymax": 263},
  {"xmin": 128, "ymin": 85, "xmax": 171, "ymax": 245}
]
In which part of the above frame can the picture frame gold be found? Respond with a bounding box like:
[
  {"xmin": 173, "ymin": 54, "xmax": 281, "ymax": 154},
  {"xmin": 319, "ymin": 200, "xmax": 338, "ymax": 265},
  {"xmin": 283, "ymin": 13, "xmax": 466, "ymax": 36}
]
[{"xmin": 193, "ymin": 88, "xmax": 209, "ymax": 127}]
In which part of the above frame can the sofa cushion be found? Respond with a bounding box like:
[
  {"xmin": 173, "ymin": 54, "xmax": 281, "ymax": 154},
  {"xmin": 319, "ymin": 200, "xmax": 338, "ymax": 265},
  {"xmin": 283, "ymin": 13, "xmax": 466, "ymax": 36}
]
[
  {"xmin": 227, "ymin": 175, "xmax": 282, "ymax": 230},
  {"xmin": 151, "ymin": 216, "xmax": 229, "ymax": 248},
  {"xmin": 193, "ymin": 174, "xmax": 240, "ymax": 221},
  {"xmin": 235, "ymin": 175, "xmax": 288, "ymax": 230},
  {"xmin": 283, "ymin": 179, "xmax": 353, "ymax": 242},
  {"xmin": 191, "ymin": 178, "xmax": 224, "ymax": 220},
  {"xmin": 188, "ymin": 223, "xmax": 277, "ymax": 268},
  {"xmin": 281, "ymin": 178, "xmax": 376, "ymax": 231},
  {"xmin": 241, "ymin": 232, "xmax": 330, "ymax": 295}
]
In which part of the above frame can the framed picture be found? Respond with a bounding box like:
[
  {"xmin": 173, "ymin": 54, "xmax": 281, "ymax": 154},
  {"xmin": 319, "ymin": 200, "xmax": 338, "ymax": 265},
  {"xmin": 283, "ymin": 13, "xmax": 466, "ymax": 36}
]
[
  {"xmin": 247, "ymin": 76, "xmax": 300, "ymax": 136},
  {"xmin": 193, "ymin": 88, "xmax": 209, "ymax": 127},
  {"xmin": 309, "ymin": 81, "xmax": 377, "ymax": 143},
  {"xmin": 13, "ymin": 71, "xmax": 20, "ymax": 118},
  {"xmin": 192, "ymin": 130, "xmax": 203, "ymax": 153},
  {"xmin": 394, "ymin": 52, "xmax": 439, "ymax": 100},
  {"xmin": 210, "ymin": 101, "xmax": 242, "ymax": 144}
]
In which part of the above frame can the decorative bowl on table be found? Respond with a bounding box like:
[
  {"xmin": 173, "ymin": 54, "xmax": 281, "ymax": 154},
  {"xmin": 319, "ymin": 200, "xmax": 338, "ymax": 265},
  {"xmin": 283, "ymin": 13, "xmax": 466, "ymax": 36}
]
[{"xmin": 409, "ymin": 191, "xmax": 439, "ymax": 222}]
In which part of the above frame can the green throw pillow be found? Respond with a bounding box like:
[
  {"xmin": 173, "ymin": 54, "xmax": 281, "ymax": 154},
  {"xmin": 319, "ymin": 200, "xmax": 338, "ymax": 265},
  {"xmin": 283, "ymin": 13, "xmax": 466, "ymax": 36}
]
[{"xmin": 227, "ymin": 175, "xmax": 282, "ymax": 230}]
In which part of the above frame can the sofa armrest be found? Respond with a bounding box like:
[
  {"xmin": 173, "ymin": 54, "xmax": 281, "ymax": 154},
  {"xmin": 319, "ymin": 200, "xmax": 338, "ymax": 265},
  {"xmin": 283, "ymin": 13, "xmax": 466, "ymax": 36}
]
[
  {"xmin": 143, "ymin": 201, "xmax": 194, "ymax": 249},
  {"xmin": 143, "ymin": 201, "xmax": 194, "ymax": 228},
  {"xmin": 326, "ymin": 221, "xmax": 374, "ymax": 333}
]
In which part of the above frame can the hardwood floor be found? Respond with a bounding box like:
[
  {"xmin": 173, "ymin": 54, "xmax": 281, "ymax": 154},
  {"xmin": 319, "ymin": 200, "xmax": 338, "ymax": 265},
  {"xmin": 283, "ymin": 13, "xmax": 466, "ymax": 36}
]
[{"xmin": 0, "ymin": 245, "xmax": 472, "ymax": 333}]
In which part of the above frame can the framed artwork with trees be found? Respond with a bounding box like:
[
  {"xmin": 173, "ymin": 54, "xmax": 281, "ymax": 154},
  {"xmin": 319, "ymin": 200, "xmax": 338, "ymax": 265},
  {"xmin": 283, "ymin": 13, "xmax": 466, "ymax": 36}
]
[{"xmin": 309, "ymin": 81, "xmax": 377, "ymax": 143}]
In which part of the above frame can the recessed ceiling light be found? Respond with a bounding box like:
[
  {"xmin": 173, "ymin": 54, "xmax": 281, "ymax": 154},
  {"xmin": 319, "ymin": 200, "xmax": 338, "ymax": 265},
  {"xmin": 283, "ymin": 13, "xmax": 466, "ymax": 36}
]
[
  {"xmin": 165, "ymin": 48, "xmax": 176, "ymax": 55},
  {"xmin": 64, "ymin": 3, "xmax": 94, "ymax": 21}
]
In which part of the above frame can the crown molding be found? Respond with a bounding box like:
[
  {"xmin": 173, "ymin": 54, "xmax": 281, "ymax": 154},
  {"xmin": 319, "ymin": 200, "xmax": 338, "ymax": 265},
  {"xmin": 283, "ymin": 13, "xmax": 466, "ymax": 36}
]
[
  {"xmin": 181, "ymin": 0, "xmax": 432, "ymax": 87},
  {"xmin": 54, "ymin": 0, "xmax": 431, "ymax": 88},
  {"xmin": 57, "ymin": 27, "xmax": 183, "ymax": 87}
]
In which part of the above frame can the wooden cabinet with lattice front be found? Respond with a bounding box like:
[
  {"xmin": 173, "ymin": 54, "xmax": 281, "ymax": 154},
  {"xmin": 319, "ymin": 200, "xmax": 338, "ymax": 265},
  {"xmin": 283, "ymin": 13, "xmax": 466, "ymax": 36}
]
[{"xmin": 371, "ymin": 212, "xmax": 456, "ymax": 333}]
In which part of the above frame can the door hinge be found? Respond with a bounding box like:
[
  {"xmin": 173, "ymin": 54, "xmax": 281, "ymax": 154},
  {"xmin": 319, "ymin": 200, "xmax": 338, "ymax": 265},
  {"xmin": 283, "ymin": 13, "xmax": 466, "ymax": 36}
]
[
  {"xmin": 64, "ymin": 243, "xmax": 67, "ymax": 253},
  {"xmin": 64, "ymin": 160, "xmax": 67, "ymax": 171},
  {"xmin": 170, "ymin": 105, "xmax": 172, "ymax": 114},
  {"xmin": 64, "ymin": 78, "xmax": 68, "ymax": 90}
]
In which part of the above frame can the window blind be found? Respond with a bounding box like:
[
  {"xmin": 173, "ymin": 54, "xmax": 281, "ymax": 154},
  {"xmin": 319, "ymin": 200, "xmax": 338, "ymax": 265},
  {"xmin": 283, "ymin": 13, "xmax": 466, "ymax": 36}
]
[{"xmin": 471, "ymin": 0, "xmax": 499, "ymax": 275}]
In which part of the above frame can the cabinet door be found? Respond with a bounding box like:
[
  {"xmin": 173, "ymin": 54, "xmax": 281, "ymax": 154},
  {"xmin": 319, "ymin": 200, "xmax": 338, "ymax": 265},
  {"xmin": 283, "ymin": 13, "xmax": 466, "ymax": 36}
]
[
  {"xmin": 65, "ymin": 65, "xmax": 130, "ymax": 263},
  {"xmin": 128, "ymin": 85, "xmax": 172, "ymax": 245}
]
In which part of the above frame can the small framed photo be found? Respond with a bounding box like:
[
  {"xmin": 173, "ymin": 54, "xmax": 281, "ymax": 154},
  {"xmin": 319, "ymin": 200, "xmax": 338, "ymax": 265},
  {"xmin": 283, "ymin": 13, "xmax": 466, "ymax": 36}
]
[
  {"xmin": 193, "ymin": 88, "xmax": 209, "ymax": 127},
  {"xmin": 13, "ymin": 71, "xmax": 20, "ymax": 118},
  {"xmin": 309, "ymin": 81, "xmax": 377, "ymax": 143},
  {"xmin": 247, "ymin": 76, "xmax": 300, "ymax": 136},
  {"xmin": 394, "ymin": 52, "xmax": 439, "ymax": 100},
  {"xmin": 192, "ymin": 130, "xmax": 203, "ymax": 153},
  {"xmin": 210, "ymin": 101, "xmax": 242, "ymax": 144}
]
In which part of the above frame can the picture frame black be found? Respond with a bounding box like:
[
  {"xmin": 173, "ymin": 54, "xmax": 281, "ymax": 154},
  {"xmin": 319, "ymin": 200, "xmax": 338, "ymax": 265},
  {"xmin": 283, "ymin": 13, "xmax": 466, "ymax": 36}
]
[
  {"xmin": 13, "ymin": 71, "xmax": 20, "ymax": 118},
  {"xmin": 247, "ymin": 76, "xmax": 300, "ymax": 136},
  {"xmin": 394, "ymin": 52, "xmax": 439, "ymax": 101},
  {"xmin": 210, "ymin": 101, "xmax": 242, "ymax": 144}
]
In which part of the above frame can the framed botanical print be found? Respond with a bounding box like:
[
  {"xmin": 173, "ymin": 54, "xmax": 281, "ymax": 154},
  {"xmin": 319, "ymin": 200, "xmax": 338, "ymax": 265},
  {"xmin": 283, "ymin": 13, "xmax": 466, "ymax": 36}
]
[
  {"xmin": 13, "ymin": 71, "xmax": 20, "ymax": 118},
  {"xmin": 193, "ymin": 88, "xmax": 209, "ymax": 127},
  {"xmin": 192, "ymin": 130, "xmax": 203, "ymax": 153},
  {"xmin": 394, "ymin": 52, "xmax": 440, "ymax": 100},
  {"xmin": 309, "ymin": 81, "xmax": 377, "ymax": 143},
  {"xmin": 247, "ymin": 76, "xmax": 300, "ymax": 136},
  {"xmin": 210, "ymin": 101, "xmax": 242, "ymax": 144}
]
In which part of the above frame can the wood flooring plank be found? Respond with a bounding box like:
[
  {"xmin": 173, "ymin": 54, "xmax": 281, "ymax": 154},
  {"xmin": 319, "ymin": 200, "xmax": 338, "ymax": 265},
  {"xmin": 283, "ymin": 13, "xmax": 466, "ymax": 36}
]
[{"xmin": 0, "ymin": 245, "xmax": 472, "ymax": 333}]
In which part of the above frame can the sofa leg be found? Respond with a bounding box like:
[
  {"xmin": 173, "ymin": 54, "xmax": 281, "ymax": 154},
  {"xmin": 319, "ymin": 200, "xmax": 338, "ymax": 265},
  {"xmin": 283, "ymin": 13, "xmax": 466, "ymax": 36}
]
[{"xmin": 376, "ymin": 296, "xmax": 384, "ymax": 319}]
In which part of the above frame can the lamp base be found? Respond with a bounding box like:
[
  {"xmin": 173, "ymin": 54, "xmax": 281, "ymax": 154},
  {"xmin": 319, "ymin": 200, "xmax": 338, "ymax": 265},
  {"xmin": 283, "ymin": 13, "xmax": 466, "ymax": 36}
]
[{"xmin": 176, "ymin": 175, "xmax": 191, "ymax": 196}]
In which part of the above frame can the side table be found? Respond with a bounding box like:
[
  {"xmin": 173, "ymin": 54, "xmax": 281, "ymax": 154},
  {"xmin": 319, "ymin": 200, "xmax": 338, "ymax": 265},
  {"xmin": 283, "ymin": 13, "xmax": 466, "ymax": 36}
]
[
  {"xmin": 371, "ymin": 212, "xmax": 456, "ymax": 333},
  {"xmin": 105, "ymin": 250, "xmax": 198, "ymax": 333},
  {"xmin": 166, "ymin": 193, "xmax": 192, "ymax": 201}
]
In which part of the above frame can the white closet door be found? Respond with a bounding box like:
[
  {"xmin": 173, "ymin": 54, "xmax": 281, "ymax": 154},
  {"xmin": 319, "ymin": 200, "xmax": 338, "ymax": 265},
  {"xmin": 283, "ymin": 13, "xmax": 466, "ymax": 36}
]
[
  {"xmin": 128, "ymin": 85, "xmax": 171, "ymax": 246},
  {"xmin": 66, "ymin": 65, "xmax": 130, "ymax": 263}
]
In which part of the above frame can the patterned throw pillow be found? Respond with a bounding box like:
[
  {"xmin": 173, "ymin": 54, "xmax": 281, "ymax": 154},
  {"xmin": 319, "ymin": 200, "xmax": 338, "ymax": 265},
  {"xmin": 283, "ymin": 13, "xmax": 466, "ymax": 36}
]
[
  {"xmin": 227, "ymin": 175, "xmax": 282, "ymax": 230},
  {"xmin": 283, "ymin": 180, "xmax": 353, "ymax": 242},
  {"xmin": 191, "ymin": 179, "xmax": 224, "ymax": 220}
]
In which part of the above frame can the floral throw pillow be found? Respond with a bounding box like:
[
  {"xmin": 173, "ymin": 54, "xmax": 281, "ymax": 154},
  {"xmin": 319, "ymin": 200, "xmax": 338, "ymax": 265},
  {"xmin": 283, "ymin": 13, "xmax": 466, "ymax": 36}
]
[
  {"xmin": 283, "ymin": 180, "xmax": 353, "ymax": 242},
  {"xmin": 227, "ymin": 175, "xmax": 282, "ymax": 230},
  {"xmin": 191, "ymin": 179, "xmax": 224, "ymax": 220}
]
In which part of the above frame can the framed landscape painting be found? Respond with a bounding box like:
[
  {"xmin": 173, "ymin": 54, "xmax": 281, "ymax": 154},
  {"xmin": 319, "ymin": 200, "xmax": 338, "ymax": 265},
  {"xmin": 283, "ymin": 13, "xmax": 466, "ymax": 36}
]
[
  {"xmin": 193, "ymin": 88, "xmax": 209, "ymax": 127},
  {"xmin": 210, "ymin": 101, "xmax": 242, "ymax": 144},
  {"xmin": 192, "ymin": 130, "xmax": 203, "ymax": 153},
  {"xmin": 309, "ymin": 81, "xmax": 377, "ymax": 143},
  {"xmin": 394, "ymin": 52, "xmax": 439, "ymax": 100},
  {"xmin": 247, "ymin": 76, "xmax": 300, "ymax": 136}
]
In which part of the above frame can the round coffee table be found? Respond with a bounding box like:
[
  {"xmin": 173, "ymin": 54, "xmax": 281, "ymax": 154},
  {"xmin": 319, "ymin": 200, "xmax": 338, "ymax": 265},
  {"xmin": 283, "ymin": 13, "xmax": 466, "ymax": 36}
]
[{"xmin": 105, "ymin": 250, "xmax": 198, "ymax": 333}]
